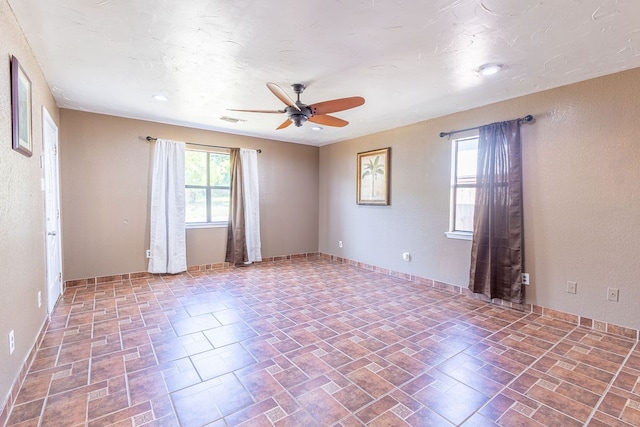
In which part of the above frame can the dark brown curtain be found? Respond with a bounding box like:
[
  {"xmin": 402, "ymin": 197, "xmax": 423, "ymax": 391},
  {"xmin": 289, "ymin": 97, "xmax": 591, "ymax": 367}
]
[
  {"xmin": 225, "ymin": 148, "xmax": 248, "ymax": 266},
  {"xmin": 469, "ymin": 120, "xmax": 524, "ymax": 303}
]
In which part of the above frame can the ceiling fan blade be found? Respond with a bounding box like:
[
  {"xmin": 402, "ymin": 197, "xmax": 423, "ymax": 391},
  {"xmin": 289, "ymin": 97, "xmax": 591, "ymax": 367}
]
[
  {"xmin": 308, "ymin": 114, "xmax": 349, "ymax": 127},
  {"xmin": 310, "ymin": 96, "xmax": 365, "ymax": 115},
  {"xmin": 267, "ymin": 82, "xmax": 301, "ymax": 111},
  {"xmin": 227, "ymin": 108, "xmax": 284, "ymax": 114},
  {"xmin": 276, "ymin": 119, "xmax": 293, "ymax": 130}
]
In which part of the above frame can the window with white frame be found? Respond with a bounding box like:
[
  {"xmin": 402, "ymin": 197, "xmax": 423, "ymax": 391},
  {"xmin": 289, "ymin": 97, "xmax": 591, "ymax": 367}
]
[
  {"xmin": 447, "ymin": 135, "xmax": 478, "ymax": 239},
  {"xmin": 185, "ymin": 149, "xmax": 230, "ymax": 225}
]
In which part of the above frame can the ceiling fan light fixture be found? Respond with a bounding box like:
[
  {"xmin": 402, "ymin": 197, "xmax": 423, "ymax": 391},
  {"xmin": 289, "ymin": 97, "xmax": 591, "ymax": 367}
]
[
  {"xmin": 478, "ymin": 63, "xmax": 504, "ymax": 76},
  {"xmin": 291, "ymin": 113, "xmax": 308, "ymax": 127}
]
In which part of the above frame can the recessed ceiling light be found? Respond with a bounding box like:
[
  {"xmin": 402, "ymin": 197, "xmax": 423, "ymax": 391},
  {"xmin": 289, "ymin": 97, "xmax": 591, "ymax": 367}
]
[
  {"xmin": 153, "ymin": 94, "xmax": 168, "ymax": 101},
  {"xmin": 311, "ymin": 126, "xmax": 323, "ymax": 131},
  {"xmin": 478, "ymin": 63, "xmax": 504, "ymax": 76}
]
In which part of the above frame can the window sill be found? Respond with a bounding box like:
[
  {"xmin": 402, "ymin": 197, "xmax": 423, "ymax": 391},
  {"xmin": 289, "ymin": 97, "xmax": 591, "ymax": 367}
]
[
  {"xmin": 186, "ymin": 222, "xmax": 228, "ymax": 230},
  {"xmin": 445, "ymin": 231, "xmax": 473, "ymax": 241}
]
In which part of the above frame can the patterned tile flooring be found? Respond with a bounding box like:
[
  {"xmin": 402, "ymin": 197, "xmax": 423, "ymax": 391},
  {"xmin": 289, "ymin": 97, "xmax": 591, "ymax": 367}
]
[{"xmin": 6, "ymin": 257, "xmax": 640, "ymax": 426}]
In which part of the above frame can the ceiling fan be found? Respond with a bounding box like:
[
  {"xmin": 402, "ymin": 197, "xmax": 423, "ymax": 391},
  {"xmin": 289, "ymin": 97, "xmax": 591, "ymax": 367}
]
[{"xmin": 229, "ymin": 82, "xmax": 365, "ymax": 130}]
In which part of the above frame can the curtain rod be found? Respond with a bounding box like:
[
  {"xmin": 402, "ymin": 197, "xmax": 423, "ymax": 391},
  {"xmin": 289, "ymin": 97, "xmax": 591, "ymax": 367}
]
[
  {"xmin": 439, "ymin": 114, "xmax": 534, "ymax": 138},
  {"xmin": 145, "ymin": 136, "xmax": 262, "ymax": 153}
]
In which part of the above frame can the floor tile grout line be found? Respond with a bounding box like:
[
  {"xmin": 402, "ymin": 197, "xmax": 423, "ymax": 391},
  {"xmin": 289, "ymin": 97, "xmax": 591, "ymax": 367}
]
[
  {"xmin": 141, "ymin": 276, "xmax": 198, "ymax": 426},
  {"xmin": 290, "ymin": 360, "xmax": 363, "ymax": 427},
  {"xmin": 492, "ymin": 320, "xmax": 636, "ymax": 426},
  {"xmin": 583, "ymin": 340, "xmax": 637, "ymax": 426},
  {"xmin": 334, "ymin": 317, "xmax": 491, "ymax": 426},
  {"xmin": 5, "ymin": 316, "xmax": 69, "ymax": 424},
  {"xmin": 233, "ymin": 293, "xmax": 418, "ymax": 425},
  {"xmin": 405, "ymin": 307, "xmax": 530, "ymax": 426},
  {"xmin": 250, "ymin": 276, "xmax": 454, "ymax": 422},
  {"xmin": 265, "ymin": 293, "xmax": 512, "ymax": 426},
  {"xmin": 34, "ymin": 372, "xmax": 54, "ymax": 427},
  {"xmin": 462, "ymin": 313, "xmax": 582, "ymax": 426}
]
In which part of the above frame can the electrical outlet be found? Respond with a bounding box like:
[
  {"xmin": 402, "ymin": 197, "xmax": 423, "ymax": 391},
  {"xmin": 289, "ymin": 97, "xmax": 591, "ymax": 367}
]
[
  {"xmin": 402, "ymin": 252, "xmax": 411, "ymax": 261},
  {"xmin": 146, "ymin": 249, "xmax": 151, "ymax": 258},
  {"xmin": 38, "ymin": 291, "xmax": 42, "ymax": 308},
  {"xmin": 567, "ymin": 281, "xmax": 577, "ymax": 294},
  {"xmin": 8, "ymin": 330, "xmax": 15, "ymax": 355},
  {"xmin": 338, "ymin": 241, "xmax": 343, "ymax": 248},
  {"xmin": 607, "ymin": 287, "xmax": 619, "ymax": 302},
  {"xmin": 521, "ymin": 273, "xmax": 530, "ymax": 285}
]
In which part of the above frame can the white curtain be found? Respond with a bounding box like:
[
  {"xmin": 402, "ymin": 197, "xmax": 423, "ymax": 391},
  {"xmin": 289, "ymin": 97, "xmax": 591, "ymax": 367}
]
[
  {"xmin": 240, "ymin": 148, "xmax": 262, "ymax": 263},
  {"xmin": 148, "ymin": 139, "xmax": 187, "ymax": 274}
]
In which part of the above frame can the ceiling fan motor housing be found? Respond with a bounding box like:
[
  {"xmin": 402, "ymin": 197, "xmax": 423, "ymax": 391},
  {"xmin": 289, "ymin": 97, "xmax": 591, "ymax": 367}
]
[{"xmin": 286, "ymin": 105, "xmax": 312, "ymax": 126}]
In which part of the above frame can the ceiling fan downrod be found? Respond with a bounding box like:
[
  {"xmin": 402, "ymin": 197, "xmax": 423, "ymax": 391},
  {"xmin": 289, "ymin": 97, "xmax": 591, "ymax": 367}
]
[{"xmin": 288, "ymin": 84, "xmax": 310, "ymax": 126}]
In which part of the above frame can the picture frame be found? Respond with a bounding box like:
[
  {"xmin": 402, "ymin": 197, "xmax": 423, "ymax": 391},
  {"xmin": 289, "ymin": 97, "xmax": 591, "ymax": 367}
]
[
  {"xmin": 357, "ymin": 147, "xmax": 390, "ymax": 205},
  {"xmin": 11, "ymin": 55, "xmax": 33, "ymax": 157}
]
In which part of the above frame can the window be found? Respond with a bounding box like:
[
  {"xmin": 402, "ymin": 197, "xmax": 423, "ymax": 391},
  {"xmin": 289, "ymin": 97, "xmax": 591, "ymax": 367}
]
[
  {"xmin": 447, "ymin": 135, "xmax": 478, "ymax": 239},
  {"xmin": 185, "ymin": 150, "xmax": 230, "ymax": 225}
]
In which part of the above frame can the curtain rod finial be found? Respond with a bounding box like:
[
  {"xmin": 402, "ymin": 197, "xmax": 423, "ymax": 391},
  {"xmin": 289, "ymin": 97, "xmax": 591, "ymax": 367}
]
[{"xmin": 439, "ymin": 132, "xmax": 448, "ymax": 138}]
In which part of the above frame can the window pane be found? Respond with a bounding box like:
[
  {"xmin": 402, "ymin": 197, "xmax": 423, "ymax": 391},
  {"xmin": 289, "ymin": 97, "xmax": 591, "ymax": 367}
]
[
  {"xmin": 185, "ymin": 150, "xmax": 231, "ymax": 224},
  {"xmin": 185, "ymin": 151, "xmax": 207, "ymax": 186},
  {"xmin": 186, "ymin": 188, "xmax": 207, "ymax": 223},
  {"xmin": 456, "ymin": 138, "xmax": 478, "ymax": 180},
  {"xmin": 209, "ymin": 153, "xmax": 230, "ymax": 186},
  {"xmin": 210, "ymin": 188, "xmax": 230, "ymax": 222},
  {"xmin": 454, "ymin": 187, "xmax": 476, "ymax": 232}
]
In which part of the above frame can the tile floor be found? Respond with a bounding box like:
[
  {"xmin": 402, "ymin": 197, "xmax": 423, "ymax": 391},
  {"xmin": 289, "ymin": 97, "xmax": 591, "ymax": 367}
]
[{"xmin": 5, "ymin": 256, "xmax": 640, "ymax": 426}]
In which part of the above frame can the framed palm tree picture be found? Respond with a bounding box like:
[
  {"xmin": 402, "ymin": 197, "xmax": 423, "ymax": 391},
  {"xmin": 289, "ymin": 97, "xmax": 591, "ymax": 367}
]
[
  {"xmin": 357, "ymin": 147, "xmax": 390, "ymax": 205},
  {"xmin": 11, "ymin": 56, "xmax": 33, "ymax": 157}
]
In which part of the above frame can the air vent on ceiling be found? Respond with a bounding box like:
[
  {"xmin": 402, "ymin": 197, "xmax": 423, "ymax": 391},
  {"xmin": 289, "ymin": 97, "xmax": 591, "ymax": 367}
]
[{"xmin": 219, "ymin": 115, "xmax": 247, "ymax": 124}]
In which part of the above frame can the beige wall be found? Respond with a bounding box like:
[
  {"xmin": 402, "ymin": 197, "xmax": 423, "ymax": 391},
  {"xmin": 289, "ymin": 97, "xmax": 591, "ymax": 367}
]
[
  {"xmin": 0, "ymin": 0, "xmax": 59, "ymax": 410},
  {"xmin": 59, "ymin": 110, "xmax": 319, "ymax": 280},
  {"xmin": 320, "ymin": 68, "xmax": 640, "ymax": 330}
]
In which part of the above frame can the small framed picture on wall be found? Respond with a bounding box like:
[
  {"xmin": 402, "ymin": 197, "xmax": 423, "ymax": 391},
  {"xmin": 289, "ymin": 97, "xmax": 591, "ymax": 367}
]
[
  {"xmin": 357, "ymin": 147, "xmax": 390, "ymax": 205},
  {"xmin": 11, "ymin": 55, "xmax": 33, "ymax": 157}
]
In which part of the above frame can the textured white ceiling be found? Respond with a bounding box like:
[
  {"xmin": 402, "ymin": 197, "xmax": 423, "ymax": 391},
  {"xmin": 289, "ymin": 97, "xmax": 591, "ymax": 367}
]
[{"xmin": 8, "ymin": 0, "xmax": 640, "ymax": 146}]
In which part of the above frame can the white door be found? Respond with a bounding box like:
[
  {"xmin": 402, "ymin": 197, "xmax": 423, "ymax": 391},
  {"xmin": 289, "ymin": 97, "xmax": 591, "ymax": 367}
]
[{"xmin": 42, "ymin": 107, "xmax": 63, "ymax": 314}]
